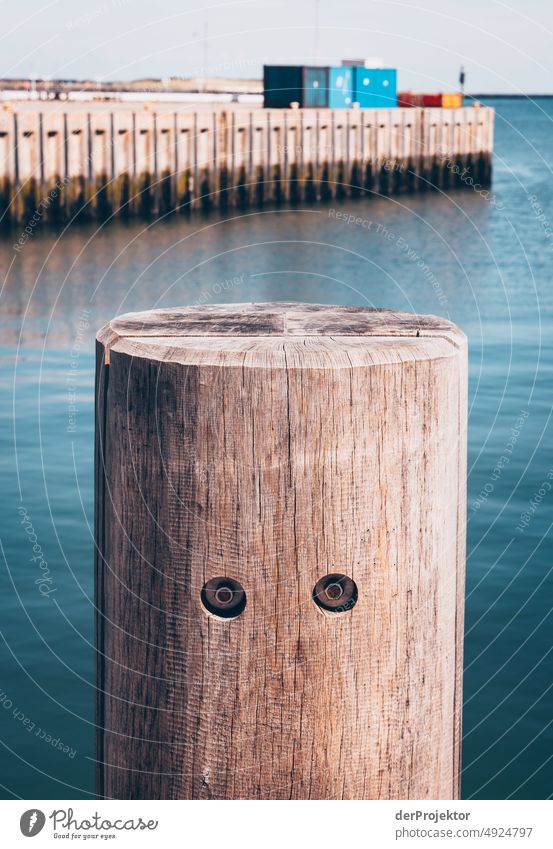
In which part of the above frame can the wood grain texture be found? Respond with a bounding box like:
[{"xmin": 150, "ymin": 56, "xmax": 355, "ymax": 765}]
[
  {"xmin": 95, "ymin": 302, "xmax": 467, "ymax": 800},
  {"xmin": 0, "ymin": 106, "xmax": 495, "ymax": 225}
]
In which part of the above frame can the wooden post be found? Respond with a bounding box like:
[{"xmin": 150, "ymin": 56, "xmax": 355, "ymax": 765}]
[{"xmin": 95, "ymin": 302, "xmax": 467, "ymax": 800}]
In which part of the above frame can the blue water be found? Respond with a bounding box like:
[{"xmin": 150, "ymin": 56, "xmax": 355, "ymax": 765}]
[{"xmin": 0, "ymin": 98, "xmax": 552, "ymax": 799}]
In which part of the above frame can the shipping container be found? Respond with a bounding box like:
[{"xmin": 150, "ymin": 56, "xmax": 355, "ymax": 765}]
[
  {"xmin": 264, "ymin": 64, "xmax": 397, "ymax": 109},
  {"xmin": 342, "ymin": 57, "xmax": 384, "ymax": 68},
  {"xmin": 353, "ymin": 67, "xmax": 379, "ymax": 107},
  {"xmin": 353, "ymin": 68, "xmax": 397, "ymax": 108},
  {"xmin": 374, "ymin": 68, "xmax": 397, "ymax": 107},
  {"xmin": 442, "ymin": 93, "xmax": 463, "ymax": 108},
  {"xmin": 263, "ymin": 65, "xmax": 329, "ymax": 108},
  {"xmin": 398, "ymin": 91, "xmax": 463, "ymax": 108},
  {"xmin": 398, "ymin": 91, "xmax": 424, "ymax": 107},
  {"xmin": 328, "ymin": 66, "xmax": 353, "ymax": 108},
  {"xmin": 303, "ymin": 66, "xmax": 329, "ymax": 107},
  {"xmin": 263, "ymin": 66, "xmax": 303, "ymax": 108}
]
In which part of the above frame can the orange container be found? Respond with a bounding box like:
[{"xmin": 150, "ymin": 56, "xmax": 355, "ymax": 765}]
[{"xmin": 442, "ymin": 93, "xmax": 463, "ymax": 108}]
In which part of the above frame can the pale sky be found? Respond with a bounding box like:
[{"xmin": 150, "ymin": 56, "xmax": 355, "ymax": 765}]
[{"xmin": 1, "ymin": 0, "xmax": 552, "ymax": 93}]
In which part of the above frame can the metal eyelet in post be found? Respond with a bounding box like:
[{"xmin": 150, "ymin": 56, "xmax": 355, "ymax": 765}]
[
  {"xmin": 312, "ymin": 573, "xmax": 358, "ymax": 614},
  {"xmin": 201, "ymin": 577, "xmax": 246, "ymax": 619}
]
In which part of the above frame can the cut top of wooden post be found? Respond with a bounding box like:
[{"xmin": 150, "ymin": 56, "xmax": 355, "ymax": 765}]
[{"xmin": 97, "ymin": 302, "xmax": 466, "ymax": 367}]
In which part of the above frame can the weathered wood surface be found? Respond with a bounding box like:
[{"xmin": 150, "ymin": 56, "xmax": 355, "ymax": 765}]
[{"xmin": 95, "ymin": 301, "xmax": 467, "ymax": 800}]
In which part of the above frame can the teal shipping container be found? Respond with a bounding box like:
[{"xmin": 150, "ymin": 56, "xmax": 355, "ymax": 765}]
[
  {"xmin": 263, "ymin": 65, "xmax": 329, "ymax": 108},
  {"xmin": 263, "ymin": 66, "xmax": 303, "ymax": 108},
  {"xmin": 328, "ymin": 67, "xmax": 353, "ymax": 108},
  {"xmin": 353, "ymin": 68, "xmax": 397, "ymax": 108}
]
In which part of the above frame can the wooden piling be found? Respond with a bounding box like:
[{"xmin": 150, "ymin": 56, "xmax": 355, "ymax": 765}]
[{"xmin": 95, "ymin": 301, "xmax": 468, "ymax": 800}]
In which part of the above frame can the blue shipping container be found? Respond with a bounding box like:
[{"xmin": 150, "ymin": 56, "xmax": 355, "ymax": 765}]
[
  {"xmin": 374, "ymin": 68, "xmax": 397, "ymax": 107},
  {"xmin": 353, "ymin": 68, "xmax": 397, "ymax": 108},
  {"xmin": 353, "ymin": 67, "xmax": 380, "ymax": 108},
  {"xmin": 328, "ymin": 67, "xmax": 353, "ymax": 108}
]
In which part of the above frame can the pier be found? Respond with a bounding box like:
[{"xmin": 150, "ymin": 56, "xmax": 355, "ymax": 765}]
[
  {"xmin": 0, "ymin": 103, "xmax": 494, "ymax": 227},
  {"xmin": 95, "ymin": 302, "xmax": 468, "ymax": 800}
]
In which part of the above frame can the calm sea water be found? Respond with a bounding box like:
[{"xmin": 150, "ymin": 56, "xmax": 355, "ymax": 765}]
[{"xmin": 1, "ymin": 98, "xmax": 552, "ymax": 800}]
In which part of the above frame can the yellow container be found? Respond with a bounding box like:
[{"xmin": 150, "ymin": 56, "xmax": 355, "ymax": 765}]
[{"xmin": 442, "ymin": 93, "xmax": 463, "ymax": 108}]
